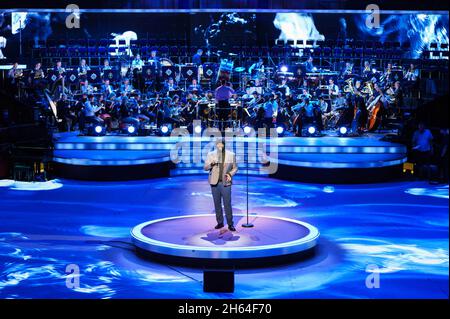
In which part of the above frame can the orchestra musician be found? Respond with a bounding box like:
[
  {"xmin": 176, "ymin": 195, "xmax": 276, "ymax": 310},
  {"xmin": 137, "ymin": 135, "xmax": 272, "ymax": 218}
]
[
  {"xmin": 277, "ymin": 78, "xmax": 291, "ymax": 97},
  {"xmin": 188, "ymin": 78, "xmax": 202, "ymax": 94},
  {"xmin": 51, "ymin": 60, "xmax": 66, "ymax": 96},
  {"xmin": 215, "ymin": 79, "xmax": 235, "ymax": 131},
  {"xmin": 81, "ymin": 94, "xmax": 104, "ymax": 130},
  {"xmin": 30, "ymin": 62, "xmax": 45, "ymax": 88},
  {"xmin": 305, "ymin": 56, "xmax": 316, "ymax": 73},
  {"xmin": 361, "ymin": 61, "xmax": 372, "ymax": 79},
  {"xmin": 164, "ymin": 77, "xmax": 179, "ymax": 94},
  {"xmin": 248, "ymin": 58, "xmax": 264, "ymax": 76},
  {"xmin": 328, "ymin": 78, "xmax": 339, "ymax": 99},
  {"xmin": 101, "ymin": 59, "xmax": 112, "ymax": 72},
  {"xmin": 101, "ymin": 79, "xmax": 115, "ymax": 99},
  {"xmin": 192, "ymin": 48, "xmax": 203, "ymax": 65},
  {"xmin": 78, "ymin": 59, "xmax": 91, "ymax": 78},
  {"xmin": 404, "ymin": 63, "xmax": 419, "ymax": 82}
]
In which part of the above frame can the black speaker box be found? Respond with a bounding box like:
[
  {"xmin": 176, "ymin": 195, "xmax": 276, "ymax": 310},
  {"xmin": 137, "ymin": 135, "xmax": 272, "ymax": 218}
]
[{"xmin": 203, "ymin": 269, "xmax": 235, "ymax": 293}]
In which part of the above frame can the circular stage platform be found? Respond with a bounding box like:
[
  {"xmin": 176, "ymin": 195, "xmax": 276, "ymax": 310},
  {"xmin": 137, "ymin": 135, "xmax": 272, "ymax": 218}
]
[{"xmin": 131, "ymin": 214, "xmax": 320, "ymax": 267}]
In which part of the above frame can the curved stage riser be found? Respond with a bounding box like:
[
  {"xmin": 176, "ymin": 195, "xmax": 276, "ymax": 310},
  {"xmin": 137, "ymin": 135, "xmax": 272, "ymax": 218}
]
[
  {"xmin": 52, "ymin": 133, "xmax": 407, "ymax": 182},
  {"xmin": 131, "ymin": 214, "xmax": 320, "ymax": 267}
]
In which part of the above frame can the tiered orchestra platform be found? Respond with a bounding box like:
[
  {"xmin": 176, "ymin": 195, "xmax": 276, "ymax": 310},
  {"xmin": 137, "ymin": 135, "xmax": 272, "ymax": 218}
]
[
  {"xmin": 131, "ymin": 214, "xmax": 320, "ymax": 267},
  {"xmin": 52, "ymin": 132, "xmax": 407, "ymax": 183}
]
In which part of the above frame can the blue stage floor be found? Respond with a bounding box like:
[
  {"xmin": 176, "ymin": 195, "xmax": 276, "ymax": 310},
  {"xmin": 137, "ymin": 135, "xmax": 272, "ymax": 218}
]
[{"xmin": 0, "ymin": 176, "xmax": 448, "ymax": 299}]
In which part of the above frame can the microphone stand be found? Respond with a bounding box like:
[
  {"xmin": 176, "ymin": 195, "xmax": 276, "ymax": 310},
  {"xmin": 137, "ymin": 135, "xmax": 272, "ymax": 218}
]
[{"xmin": 241, "ymin": 144, "xmax": 254, "ymax": 228}]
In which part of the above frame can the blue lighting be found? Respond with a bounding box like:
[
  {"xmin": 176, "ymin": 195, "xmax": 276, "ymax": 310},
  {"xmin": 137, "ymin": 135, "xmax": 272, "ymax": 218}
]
[
  {"xmin": 127, "ymin": 126, "xmax": 136, "ymax": 134},
  {"xmin": 161, "ymin": 125, "xmax": 169, "ymax": 134},
  {"xmin": 280, "ymin": 65, "xmax": 288, "ymax": 73},
  {"xmin": 194, "ymin": 125, "xmax": 202, "ymax": 134},
  {"xmin": 339, "ymin": 127, "xmax": 348, "ymax": 135}
]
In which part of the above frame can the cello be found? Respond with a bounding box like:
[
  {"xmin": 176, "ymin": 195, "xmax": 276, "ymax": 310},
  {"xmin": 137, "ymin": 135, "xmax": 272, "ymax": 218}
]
[{"xmin": 367, "ymin": 94, "xmax": 383, "ymax": 131}]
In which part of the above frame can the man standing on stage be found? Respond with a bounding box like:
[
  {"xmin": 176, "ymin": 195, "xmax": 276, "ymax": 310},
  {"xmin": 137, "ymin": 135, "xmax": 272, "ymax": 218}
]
[
  {"xmin": 204, "ymin": 138, "xmax": 238, "ymax": 231},
  {"xmin": 192, "ymin": 48, "xmax": 203, "ymax": 65},
  {"xmin": 215, "ymin": 79, "xmax": 235, "ymax": 131}
]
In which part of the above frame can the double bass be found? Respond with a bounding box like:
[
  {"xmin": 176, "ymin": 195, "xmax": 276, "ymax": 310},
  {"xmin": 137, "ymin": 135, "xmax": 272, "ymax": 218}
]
[{"xmin": 366, "ymin": 94, "xmax": 383, "ymax": 131}]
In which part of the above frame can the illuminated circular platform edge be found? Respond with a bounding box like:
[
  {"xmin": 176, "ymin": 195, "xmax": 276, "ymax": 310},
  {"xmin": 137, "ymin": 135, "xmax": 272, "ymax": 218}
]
[{"xmin": 131, "ymin": 214, "xmax": 320, "ymax": 260}]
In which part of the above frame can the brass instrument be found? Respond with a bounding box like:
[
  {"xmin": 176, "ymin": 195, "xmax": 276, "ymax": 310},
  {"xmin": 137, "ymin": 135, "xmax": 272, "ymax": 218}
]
[
  {"xmin": 361, "ymin": 81, "xmax": 374, "ymax": 96},
  {"xmin": 343, "ymin": 78, "xmax": 355, "ymax": 93},
  {"xmin": 385, "ymin": 87, "xmax": 396, "ymax": 104}
]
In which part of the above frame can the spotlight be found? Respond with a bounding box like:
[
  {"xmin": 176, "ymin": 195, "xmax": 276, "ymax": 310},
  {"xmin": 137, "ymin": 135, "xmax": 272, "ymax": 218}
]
[
  {"xmin": 159, "ymin": 124, "xmax": 172, "ymax": 136},
  {"xmin": 280, "ymin": 65, "xmax": 288, "ymax": 73},
  {"xmin": 127, "ymin": 125, "xmax": 136, "ymax": 134},
  {"xmin": 161, "ymin": 125, "xmax": 169, "ymax": 134},
  {"xmin": 88, "ymin": 124, "xmax": 105, "ymax": 136},
  {"xmin": 307, "ymin": 126, "xmax": 316, "ymax": 135},
  {"xmin": 243, "ymin": 126, "xmax": 252, "ymax": 134},
  {"xmin": 339, "ymin": 126, "xmax": 348, "ymax": 135},
  {"xmin": 276, "ymin": 126, "xmax": 285, "ymax": 135},
  {"xmin": 194, "ymin": 124, "xmax": 202, "ymax": 134}
]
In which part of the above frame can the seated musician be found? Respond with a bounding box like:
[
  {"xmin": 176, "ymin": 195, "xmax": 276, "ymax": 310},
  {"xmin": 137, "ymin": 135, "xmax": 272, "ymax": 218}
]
[
  {"xmin": 261, "ymin": 92, "xmax": 278, "ymax": 130},
  {"xmin": 192, "ymin": 48, "xmax": 203, "ymax": 65},
  {"xmin": 120, "ymin": 78, "xmax": 134, "ymax": 95},
  {"xmin": 333, "ymin": 91, "xmax": 347, "ymax": 112},
  {"xmin": 101, "ymin": 79, "xmax": 116, "ymax": 99},
  {"xmin": 131, "ymin": 54, "xmax": 144, "ymax": 71},
  {"xmin": 147, "ymin": 49, "xmax": 160, "ymax": 67},
  {"xmin": 318, "ymin": 95, "xmax": 329, "ymax": 114},
  {"xmin": 81, "ymin": 94, "xmax": 104, "ymax": 129},
  {"xmin": 129, "ymin": 93, "xmax": 151, "ymax": 124},
  {"xmin": 277, "ymin": 78, "xmax": 291, "ymax": 97},
  {"xmin": 248, "ymin": 58, "xmax": 264, "ymax": 75},
  {"xmin": 188, "ymin": 78, "xmax": 202, "ymax": 94},
  {"xmin": 361, "ymin": 61, "xmax": 372, "ymax": 79},
  {"xmin": 102, "ymin": 59, "xmax": 112, "ymax": 72},
  {"xmin": 81, "ymin": 79, "xmax": 94, "ymax": 95},
  {"xmin": 164, "ymin": 77, "xmax": 178, "ymax": 93},
  {"xmin": 404, "ymin": 63, "xmax": 419, "ymax": 82},
  {"xmin": 77, "ymin": 59, "xmax": 91, "ymax": 84},
  {"xmin": 404, "ymin": 63, "xmax": 419, "ymax": 96},
  {"xmin": 78, "ymin": 59, "xmax": 90, "ymax": 75},
  {"xmin": 30, "ymin": 62, "xmax": 45, "ymax": 88}
]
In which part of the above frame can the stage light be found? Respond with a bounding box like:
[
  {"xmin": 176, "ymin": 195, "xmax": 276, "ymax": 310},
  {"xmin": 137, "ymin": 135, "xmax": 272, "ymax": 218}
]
[
  {"xmin": 127, "ymin": 125, "xmax": 136, "ymax": 134},
  {"xmin": 276, "ymin": 126, "xmax": 284, "ymax": 135},
  {"xmin": 280, "ymin": 65, "xmax": 288, "ymax": 73},
  {"xmin": 307, "ymin": 126, "xmax": 316, "ymax": 135},
  {"xmin": 243, "ymin": 126, "xmax": 252, "ymax": 134},
  {"xmin": 161, "ymin": 125, "xmax": 169, "ymax": 134},
  {"xmin": 339, "ymin": 126, "xmax": 348, "ymax": 135},
  {"xmin": 94, "ymin": 125, "xmax": 103, "ymax": 134},
  {"xmin": 194, "ymin": 124, "xmax": 202, "ymax": 134}
]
